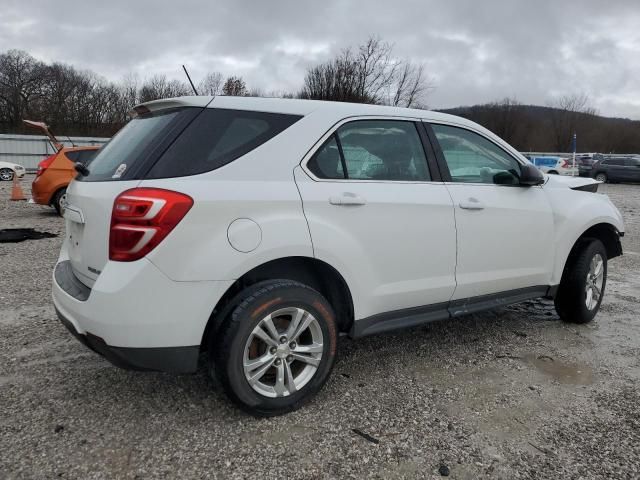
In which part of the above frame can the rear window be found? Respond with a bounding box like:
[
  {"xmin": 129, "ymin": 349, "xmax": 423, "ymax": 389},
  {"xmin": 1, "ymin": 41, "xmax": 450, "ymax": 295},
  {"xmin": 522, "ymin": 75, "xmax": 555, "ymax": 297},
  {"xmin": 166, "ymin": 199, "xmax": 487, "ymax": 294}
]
[
  {"xmin": 146, "ymin": 109, "xmax": 302, "ymax": 179},
  {"xmin": 77, "ymin": 108, "xmax": 200, "ymax": 182}
]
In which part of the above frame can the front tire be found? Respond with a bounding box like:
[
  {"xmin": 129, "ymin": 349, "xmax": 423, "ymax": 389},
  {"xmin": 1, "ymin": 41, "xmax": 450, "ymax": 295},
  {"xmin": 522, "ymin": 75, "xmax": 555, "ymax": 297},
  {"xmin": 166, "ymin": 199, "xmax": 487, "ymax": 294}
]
[
  {"xmin": 595, "ymin": 173, "xmax": 607, "ymax": 183},
  {"xmin": 555, "ymin": 239, "xmax": 607, "ymax": 324},
  {"xmin": 211, "ymin": 280, "xmax": 338, "ymax": 416}
]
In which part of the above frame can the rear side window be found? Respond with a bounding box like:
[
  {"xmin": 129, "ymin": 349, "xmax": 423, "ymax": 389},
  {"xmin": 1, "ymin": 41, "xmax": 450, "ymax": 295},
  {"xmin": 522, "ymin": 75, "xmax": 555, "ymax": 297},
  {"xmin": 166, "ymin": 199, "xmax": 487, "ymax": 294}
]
[
  {"xmin": 604, "ymin": 158, "xmax": 624, "ymax": 166},
  {"xmin": 147, "ymin": 109, "xmax": 302, "ymax": 178},
  {"xmin": 307, "ymin": 120, "xmax": 430, "ymax": 181}
]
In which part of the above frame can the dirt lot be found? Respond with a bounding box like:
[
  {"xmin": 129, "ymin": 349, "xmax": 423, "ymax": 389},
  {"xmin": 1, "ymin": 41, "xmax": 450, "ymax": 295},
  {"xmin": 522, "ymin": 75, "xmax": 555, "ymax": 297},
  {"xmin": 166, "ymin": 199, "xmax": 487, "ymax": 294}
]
[{"xmin": 1, "ymin": 177, "xmax": 639, "ymax": 479}]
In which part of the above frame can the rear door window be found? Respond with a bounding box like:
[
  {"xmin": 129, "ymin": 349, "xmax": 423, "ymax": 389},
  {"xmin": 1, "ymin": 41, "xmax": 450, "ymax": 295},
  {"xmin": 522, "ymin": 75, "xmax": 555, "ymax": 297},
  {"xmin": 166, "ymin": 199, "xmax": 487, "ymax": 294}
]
[
  {"xmin": 147, "ymin": 109, "xmax": 302, "ymax": 178},
  {"xmin": 307, "ymin": 120, "xmax": 430, "ymax": 181}
]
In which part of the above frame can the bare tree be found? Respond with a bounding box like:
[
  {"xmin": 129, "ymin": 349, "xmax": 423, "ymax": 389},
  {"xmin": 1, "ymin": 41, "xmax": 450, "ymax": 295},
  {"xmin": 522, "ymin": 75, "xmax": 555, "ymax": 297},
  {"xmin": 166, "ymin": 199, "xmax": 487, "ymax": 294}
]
[
  {"xmin": 198, "ymin": 71, "xmax": 223, "ymax": 96},
  {"xmin": 138, "ymin": 75, "xmax": 190, "ymax": 103},
  {"xmin": 0, "ymin": 50, "xmax": 49, "ymax": 127},
  {"xmin": 549, "ymin": 94, "xmax": 598, "ymax": 151},
  {"xmin": 299, "ymin": 36, "xmax": 431, "ymax": 108},
  {"xmin": 222, "ymin": 76, "xmax": 247, "ymax": 96}
]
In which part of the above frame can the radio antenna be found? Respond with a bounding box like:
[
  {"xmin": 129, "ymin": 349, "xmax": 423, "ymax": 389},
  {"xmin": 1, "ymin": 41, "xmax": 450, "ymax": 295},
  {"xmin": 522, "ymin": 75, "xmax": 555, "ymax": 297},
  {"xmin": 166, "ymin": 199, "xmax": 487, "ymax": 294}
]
[{"xmin": 182, "ymin": 65, "xmax": 199, "ymax": 95}]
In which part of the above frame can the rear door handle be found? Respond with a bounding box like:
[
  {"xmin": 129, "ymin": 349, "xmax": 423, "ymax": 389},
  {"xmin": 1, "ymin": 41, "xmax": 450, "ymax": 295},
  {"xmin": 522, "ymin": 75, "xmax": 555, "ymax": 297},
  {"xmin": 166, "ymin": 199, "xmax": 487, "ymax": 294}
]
[
  {"xmin": 459, "ymin": 198, "xmax": 484, "ymax": 210},
  {"xmin": 329, "ymin": 193, "xmax": 367, "ymax": 206}
]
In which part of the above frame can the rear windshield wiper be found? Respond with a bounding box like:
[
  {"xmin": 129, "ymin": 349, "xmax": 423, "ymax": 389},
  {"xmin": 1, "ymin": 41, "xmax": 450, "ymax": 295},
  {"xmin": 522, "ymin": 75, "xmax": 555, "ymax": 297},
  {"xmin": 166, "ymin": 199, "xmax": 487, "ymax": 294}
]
[{"xmin": 74, "ymin": 162, "xmax": 90, "ymax": 177}]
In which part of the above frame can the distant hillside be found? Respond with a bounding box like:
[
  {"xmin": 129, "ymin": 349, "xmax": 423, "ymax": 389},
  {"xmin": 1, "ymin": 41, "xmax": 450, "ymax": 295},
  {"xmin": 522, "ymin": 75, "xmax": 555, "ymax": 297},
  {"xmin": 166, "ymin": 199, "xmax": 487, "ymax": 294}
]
[{"xmin": 437, "ymin": 104, "xmax": 640, "ymax": 153}]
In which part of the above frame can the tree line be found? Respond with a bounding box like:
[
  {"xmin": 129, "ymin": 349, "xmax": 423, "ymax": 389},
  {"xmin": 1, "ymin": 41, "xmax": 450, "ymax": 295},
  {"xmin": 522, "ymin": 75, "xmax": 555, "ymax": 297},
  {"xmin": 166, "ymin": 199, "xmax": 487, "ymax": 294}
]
[{"xmin": 1, "ymin": 37, "xmax": 638, "ymax": 153}]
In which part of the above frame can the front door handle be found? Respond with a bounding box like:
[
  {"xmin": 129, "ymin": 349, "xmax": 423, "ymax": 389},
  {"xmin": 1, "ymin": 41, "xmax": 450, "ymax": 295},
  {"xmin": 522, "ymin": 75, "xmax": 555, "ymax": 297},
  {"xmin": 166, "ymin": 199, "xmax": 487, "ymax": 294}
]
[
  {"xmin": 329, "ymin": 193, "xmax": 367, "ymax": 206},
  {"xmin": 459, "ymin": 198, "xmax": 484, "ymax": 210}
]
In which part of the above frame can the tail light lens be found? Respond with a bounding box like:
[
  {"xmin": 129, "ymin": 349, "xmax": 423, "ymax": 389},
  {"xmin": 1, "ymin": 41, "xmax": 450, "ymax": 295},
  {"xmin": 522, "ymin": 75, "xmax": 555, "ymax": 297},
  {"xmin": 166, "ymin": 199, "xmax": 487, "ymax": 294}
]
[
  {"xmin": 561, "ymin": 160, "xmax": 568, "ymax": 168},
  {"xmin": 36, "ymin": 153, "xmax": 57, "ymax": 176},
  {"xmin": 109, "ymin": 188, "xmax": 193, "ymax": 262}
]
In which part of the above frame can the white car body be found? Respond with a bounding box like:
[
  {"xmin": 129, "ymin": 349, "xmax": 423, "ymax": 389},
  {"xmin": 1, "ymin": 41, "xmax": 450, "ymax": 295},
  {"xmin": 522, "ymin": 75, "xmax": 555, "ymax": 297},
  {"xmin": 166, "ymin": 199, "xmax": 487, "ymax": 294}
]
[
  {"xmin": 52, "ymin": 96, "xmax": 624, "ymax": 377},
  {"xmin": 0, "ymin": 161, "xmax": 26, "ymax": 180}
]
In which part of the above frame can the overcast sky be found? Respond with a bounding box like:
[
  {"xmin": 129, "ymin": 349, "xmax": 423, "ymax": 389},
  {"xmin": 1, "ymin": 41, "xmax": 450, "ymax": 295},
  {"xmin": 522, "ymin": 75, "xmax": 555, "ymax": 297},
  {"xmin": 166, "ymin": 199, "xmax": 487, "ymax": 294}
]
[{"xmin": 2, "ymin": 0, "xmax": 639, "ymax": 119}]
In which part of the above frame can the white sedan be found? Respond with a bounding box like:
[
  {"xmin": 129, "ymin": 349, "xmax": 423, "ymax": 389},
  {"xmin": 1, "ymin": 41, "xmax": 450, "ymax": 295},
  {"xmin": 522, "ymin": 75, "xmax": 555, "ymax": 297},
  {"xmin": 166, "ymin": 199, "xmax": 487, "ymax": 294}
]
[{"xmin": 0, "ymin": 161, "xmax": 26, "ymax": 181}]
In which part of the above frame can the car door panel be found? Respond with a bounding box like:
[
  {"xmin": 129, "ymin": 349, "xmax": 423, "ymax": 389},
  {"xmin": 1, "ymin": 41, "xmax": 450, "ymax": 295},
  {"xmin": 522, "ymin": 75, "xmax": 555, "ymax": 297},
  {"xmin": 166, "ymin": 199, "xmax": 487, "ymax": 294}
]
[
  {"xmin": 295, "ymin": 118, "xmax": 457, "ymax": 320},
  {"xmin": 295, "ymin": 168, "xmax": 457, "ymax": 319},
  {"xmin": 445, "ymin": 183, "xmax": 554, "ymax": 298},
  {"xmin": 427, "ymin": 122, "xmax": 555, "ymax": 299}
]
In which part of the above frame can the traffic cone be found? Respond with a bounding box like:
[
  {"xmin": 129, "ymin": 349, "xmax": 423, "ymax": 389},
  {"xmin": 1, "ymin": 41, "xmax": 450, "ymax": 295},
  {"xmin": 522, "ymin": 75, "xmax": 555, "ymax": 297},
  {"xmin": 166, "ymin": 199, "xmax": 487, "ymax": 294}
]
[{"xmin": 10, "ymin": 175, "xmax": 27, "ymax": 201}]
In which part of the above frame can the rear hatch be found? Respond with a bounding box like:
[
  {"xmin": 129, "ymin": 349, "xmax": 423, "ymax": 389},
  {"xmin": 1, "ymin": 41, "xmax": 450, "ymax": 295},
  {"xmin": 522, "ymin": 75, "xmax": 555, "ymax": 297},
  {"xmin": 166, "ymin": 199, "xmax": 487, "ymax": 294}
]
[
  {"xmin": 63, "ymin": 96, "xmax": 303, "ymax": 287},
  {"xmin": 64, "ymin": 101, "xmax": 206, "ymax": 287}
]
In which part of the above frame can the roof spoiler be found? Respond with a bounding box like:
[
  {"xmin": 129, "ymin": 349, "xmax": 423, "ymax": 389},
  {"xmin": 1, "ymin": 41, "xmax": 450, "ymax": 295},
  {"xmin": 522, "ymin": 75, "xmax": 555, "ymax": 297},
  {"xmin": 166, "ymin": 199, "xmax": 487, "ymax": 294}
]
[
  {"xmin": 131, "ymin": 96, "xmax": 214, "ymax": 117},
  {"xmin": 23, "ymin": 120, "xmax": 64, "ymax": 152}
]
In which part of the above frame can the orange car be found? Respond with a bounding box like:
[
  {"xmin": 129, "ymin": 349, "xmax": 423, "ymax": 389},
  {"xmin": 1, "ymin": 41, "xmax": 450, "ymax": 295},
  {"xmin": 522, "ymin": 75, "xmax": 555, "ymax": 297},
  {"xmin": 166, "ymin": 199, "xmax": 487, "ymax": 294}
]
[{"xmin": 25, "ymin": 120, "xmax": 100, "ymax": 215}]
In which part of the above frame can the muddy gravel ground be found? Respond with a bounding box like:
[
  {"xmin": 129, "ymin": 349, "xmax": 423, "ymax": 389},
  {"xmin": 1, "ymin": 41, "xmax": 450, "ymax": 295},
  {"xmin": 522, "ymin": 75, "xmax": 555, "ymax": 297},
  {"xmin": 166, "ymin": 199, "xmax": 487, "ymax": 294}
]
[{"xmin": 1, "ymin": 177, "xmax": 639, "ymax": 479}]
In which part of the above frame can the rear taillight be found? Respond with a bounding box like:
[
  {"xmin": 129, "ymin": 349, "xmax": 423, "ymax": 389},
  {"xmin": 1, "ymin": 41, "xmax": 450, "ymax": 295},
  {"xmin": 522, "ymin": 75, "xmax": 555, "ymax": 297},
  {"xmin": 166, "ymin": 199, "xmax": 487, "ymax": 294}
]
[
  {"xmin": 561, "ymin": 160, "xmax": 568, "ymax": 168},
  {"xmin": 109, "ymin": 188, "xmax": 193, "ymax": 262},
  {"xmin": 36, "ymin": 153, "xmax": 57, "ymax": 177}
]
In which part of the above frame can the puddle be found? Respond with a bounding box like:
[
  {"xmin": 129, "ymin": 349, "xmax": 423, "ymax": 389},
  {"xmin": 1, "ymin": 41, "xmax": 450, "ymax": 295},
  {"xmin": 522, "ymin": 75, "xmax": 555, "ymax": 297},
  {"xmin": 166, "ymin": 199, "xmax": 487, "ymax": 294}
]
[
  {"xmin": 522, "ymin": 354, "xmax": 594, "ymax": 385},
  {"xmin": 0, "ymin": 228, "xmax": 58, "ymax": 243}
]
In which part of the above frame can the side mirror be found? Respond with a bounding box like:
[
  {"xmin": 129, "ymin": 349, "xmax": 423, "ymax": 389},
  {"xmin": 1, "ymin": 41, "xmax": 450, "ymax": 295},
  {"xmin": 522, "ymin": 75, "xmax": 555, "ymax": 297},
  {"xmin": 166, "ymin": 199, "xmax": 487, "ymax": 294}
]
[{"xmin": 519, "ymin": 163, "xmax": 545, "ymax": 186}]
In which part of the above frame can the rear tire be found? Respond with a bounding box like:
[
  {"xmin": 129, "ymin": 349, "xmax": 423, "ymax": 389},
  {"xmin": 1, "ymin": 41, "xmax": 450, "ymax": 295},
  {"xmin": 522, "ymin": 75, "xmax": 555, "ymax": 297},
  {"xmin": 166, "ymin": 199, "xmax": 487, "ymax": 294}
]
[
  {"xmin": 52, "ymin": 188, "xmax": 67, "ymax": 216},
  {"xmin": 0, "ymin": 168, "xmax": 14, "ymax": 181},
  {"xmin": 595, "ymin": 173, "xmax": 607, "ymax": 183},
  {"xmin": 555, "ymin": 239, "xmax": 607, "ymax": 324},
  {"xmin": 211, "ymin": 280, "xmax": 338, "ymax": 416}
]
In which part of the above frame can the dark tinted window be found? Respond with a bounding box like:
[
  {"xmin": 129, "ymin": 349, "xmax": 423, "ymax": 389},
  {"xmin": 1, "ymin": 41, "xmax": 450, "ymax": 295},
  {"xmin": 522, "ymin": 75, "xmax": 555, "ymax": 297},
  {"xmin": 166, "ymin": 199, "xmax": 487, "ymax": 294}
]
[
  {"xmin": 78, "ymin": 108, "xmax": 196, "ymax": 182},
  {"xmin": 307, "ymin": 135, "xmax": 345, "ymax": 179},
  {"xmin": 65, "ymin": 151, "xmax": 80, "ymax": 162},
  {"xmin": 625, "ymin": 158, "xmax": 640, "ymax": 167},
  {"xmin": 604, "ymin": 158, "xmax": 625, "ymax": 166},
  {"xmin": 432, "ymin": 124, "xmax": 521, "ymax": 185},
  {"xmin": 148, "ymin": 109, "xmax": 301, "ymax": 178},
  {"xmin": 76, "ymin": 149, "xmax": 98, "ymax": 165}
]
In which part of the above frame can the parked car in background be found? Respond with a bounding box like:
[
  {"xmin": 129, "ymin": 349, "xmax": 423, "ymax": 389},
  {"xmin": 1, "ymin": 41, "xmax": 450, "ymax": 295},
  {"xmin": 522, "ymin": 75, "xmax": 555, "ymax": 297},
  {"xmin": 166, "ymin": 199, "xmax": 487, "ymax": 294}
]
[
  {"xmin": 591, "ymin": 156, "xmax": 640, "ymax": 183},
  {"xmin": 53, "ymin": 96, "xmax": 624, "ymax": 416},
  {"xmin": 529, "ymin": 156, "xmax": 577, "ymax": 175},
  {"xmin": 24, "ymin": 120, "xmax": 99, "ymax": 215},
  {"xmin": 0, "ymin": 161, "xmax": 26, "ymax": 181},
  {"xmin": 32, "ymin": 146, "xmax": 99, "ymax": 214},
  {"xmin": 577, "ymin": 153, "xmax": 598, "ymax": 177}
]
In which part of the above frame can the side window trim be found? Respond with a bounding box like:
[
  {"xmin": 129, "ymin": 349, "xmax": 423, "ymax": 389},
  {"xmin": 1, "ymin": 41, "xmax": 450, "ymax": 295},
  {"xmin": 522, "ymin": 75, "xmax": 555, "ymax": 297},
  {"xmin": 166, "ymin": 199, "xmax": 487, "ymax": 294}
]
[
  {"xmin": 422, "ymin": 122, "xmax": 452, "ymax": 183},
  {"xmin": 302, "ymin": 116, "xmax": 437, "ymax": 183},
  {"xmin": 333, "ymin": 133, "xmax": 349, "ymax": 179},
  {"xmin": 426, "ymin": 121, "xmax": 525, "ymax": 186}
]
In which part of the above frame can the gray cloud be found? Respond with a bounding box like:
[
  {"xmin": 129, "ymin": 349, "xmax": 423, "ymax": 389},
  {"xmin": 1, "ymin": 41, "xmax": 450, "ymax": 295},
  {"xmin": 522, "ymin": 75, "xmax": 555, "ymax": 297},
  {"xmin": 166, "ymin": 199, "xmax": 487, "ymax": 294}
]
[{"xmin": 2, "ymin": 0, "xmax": 639, "ymax": 118}]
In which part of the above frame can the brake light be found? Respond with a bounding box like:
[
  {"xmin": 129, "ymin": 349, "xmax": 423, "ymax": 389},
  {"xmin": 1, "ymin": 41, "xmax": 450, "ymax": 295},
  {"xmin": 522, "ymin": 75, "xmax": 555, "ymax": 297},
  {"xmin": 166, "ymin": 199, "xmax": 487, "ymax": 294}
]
[
  {"xmin": 109, "ymin": 188, "xmax": 193, "ymax": 262},
  {"xmin": 36, "ymin": 153, "xmax": 57, "ymax": 176},
  {"xmin": 561, "ymin": 160, "xmax": 568, "ymax": 168}
]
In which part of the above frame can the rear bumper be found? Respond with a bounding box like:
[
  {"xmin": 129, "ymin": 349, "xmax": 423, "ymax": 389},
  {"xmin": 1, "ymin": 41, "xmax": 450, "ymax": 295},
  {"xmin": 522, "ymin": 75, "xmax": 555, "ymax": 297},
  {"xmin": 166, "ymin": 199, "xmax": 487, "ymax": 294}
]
[
  {"xmin": 56, "ymin": 306, "xmax": 200, "ymax": 372},
  {"xmin": 52, "ymin": 243, "xmax": 233, "ymax": 373}
]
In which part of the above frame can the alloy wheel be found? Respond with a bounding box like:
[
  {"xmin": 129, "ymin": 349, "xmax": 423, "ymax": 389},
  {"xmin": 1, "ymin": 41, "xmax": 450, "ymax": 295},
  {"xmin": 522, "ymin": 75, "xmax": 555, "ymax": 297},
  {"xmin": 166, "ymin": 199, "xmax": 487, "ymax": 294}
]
[
  {"xmin": 243, "ymin": 307, "xmax": 324, "ymax": 398},
  {"xmin": 585, "ymin": 253, "xmax": 604, "ymax": 310}
]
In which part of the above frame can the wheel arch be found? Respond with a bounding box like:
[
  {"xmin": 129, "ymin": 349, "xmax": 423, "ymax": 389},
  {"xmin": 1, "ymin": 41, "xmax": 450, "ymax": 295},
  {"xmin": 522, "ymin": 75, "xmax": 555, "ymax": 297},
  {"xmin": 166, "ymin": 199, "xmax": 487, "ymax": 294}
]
[
  {"xmin": 201, "ymin": 256, "xmax": 355, "ymax": 350},
  {"xmin": 557, "ymin": 222, "xmax": 622, "ymax": 287}
]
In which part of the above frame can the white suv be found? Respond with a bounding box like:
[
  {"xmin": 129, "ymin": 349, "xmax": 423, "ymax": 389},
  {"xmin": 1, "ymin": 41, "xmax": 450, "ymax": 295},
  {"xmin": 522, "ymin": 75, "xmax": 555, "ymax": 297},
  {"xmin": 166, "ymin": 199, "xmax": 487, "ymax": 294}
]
[{"xmin": 53, "ymin": 96, "xmax": 624, "ymax": 415}]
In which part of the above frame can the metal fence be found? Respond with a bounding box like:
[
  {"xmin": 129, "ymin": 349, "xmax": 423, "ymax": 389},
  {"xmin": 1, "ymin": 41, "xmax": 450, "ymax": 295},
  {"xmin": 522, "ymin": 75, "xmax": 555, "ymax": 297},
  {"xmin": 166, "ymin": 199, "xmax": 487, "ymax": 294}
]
[{"xmin": 0, "ymin": 134, "xmax": 109, "ymax": 172}]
